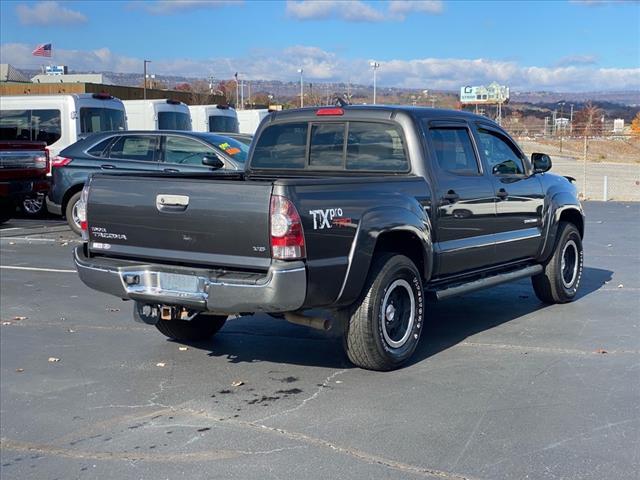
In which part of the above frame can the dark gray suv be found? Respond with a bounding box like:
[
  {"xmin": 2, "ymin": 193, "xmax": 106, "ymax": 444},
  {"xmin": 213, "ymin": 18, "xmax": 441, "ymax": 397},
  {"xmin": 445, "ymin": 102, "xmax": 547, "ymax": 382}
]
[{"xmin": 47, "ymin": 130, "xmax": 248, "ymax": 234}]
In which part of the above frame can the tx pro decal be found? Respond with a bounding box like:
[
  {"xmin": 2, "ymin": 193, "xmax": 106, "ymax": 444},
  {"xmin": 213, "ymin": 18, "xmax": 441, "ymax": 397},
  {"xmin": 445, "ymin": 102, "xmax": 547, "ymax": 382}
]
[{"xmin": 309, "ymin": 208, "xmax": 344, "ymax": 230}]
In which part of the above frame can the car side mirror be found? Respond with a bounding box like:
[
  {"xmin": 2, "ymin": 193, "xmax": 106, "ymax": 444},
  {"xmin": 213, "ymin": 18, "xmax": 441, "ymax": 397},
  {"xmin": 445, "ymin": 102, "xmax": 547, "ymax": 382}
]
[
  {"xmin": 531, "ymin": 153, "xmax": 552, "ymax": 173},
  {"xmin": 202, "ymin": 155, "xmax": 224, "ymax": 169}
]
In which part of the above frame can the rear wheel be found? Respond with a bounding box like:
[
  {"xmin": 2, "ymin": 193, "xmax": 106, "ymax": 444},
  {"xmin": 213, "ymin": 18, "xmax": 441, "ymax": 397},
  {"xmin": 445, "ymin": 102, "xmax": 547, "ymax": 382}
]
[
  {"xmin": 21, "ymin": 193, "xmax": 46, "ymax": 217},
  {"xmin": 344, "ymin": 254, "xmax": 424, "ymax": 371},
  {"xmin": 532, "ymin": 221, "xmax": 583, "ymax": 303},
  {"xmin": 155, "ymin": 314, "xmax": 227, "ymax": 342},
  {"xmin": 65, "ymin": 191, "xmax": 83, "ymax": 235}
]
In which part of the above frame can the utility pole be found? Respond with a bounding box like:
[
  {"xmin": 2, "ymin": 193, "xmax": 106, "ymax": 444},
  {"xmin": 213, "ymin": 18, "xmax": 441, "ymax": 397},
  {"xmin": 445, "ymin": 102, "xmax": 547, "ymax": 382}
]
[
  {"xmin": 369, "ymin": 61, "xmax": 380, "ymax": 104},
  {"xmin": 559, "ymin": 101, "xmax": 565, "ymax": 153},
  {"xmin": 235, "ymin": 72, "xmax": 239, "ymax": 109},
  {"xmin": 297, "ymin": 69, "xmax": 304, "ymax": 108},
  {"xmin": 143, "ymin": 60, "xmax": 151, "ymax": 100},
  {"xmin": 570, "ymin": 103, "xmax": 574, "ymax": 135},
  {"xmin": 240, "ymin": 79, "xmax": 244, "ymax": 110}
]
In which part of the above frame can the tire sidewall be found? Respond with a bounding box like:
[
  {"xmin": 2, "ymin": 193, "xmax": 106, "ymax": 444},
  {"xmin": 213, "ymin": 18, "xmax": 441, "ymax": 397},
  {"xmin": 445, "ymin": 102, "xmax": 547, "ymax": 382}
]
[
  {"xmin": 65, "ymin": 192, "xmax": 82, "ymax": 235},
  {"xmin": 554, "ymin": 225, "xmax": 583, "ymax": 300},
  {"xmin": 371, "ymin": 257, "xmax": 424, "ymax": 365}
]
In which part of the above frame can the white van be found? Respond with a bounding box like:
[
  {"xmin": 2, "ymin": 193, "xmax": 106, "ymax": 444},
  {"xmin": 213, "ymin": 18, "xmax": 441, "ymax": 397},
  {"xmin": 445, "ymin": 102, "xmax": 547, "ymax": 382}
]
[
  {"xmin": 189, "ymin": 104, "xmax": 238, "ymax": 133},
  {"xmin": 236, "ymin": 109, "xmax": 270, "ymax": 135},
  {"xmin": 0, "ymin": 93, "xmax": 127, "ymax": 159},
  {"xmin": 123, "ymin": 99, "xmax": 191, "ymax": 131}
]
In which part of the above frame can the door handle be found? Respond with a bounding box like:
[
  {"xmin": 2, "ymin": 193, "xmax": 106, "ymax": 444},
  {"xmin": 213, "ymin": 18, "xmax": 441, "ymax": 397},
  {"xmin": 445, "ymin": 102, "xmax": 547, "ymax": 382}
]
[
  {"xmin": 163, "ymin": 168, "xmax": 179, "ymax": 173},
  {"xmin": 443, "ymin": 190, "xmax": 459, "ymax": 203},
  {"xmin": 100, "ymin": 164, "xmax": 116, "ymax": 169},
  {"xmin": 496, "ymin": 188, "xmax": 509, "ymax": 200}
]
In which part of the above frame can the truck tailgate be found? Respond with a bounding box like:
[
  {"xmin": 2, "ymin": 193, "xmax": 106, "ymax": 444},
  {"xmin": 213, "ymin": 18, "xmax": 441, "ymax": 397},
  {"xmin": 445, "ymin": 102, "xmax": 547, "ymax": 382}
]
[{"xmin": 87, "ymin": 174, "xmax": 273, "ymax": 270}]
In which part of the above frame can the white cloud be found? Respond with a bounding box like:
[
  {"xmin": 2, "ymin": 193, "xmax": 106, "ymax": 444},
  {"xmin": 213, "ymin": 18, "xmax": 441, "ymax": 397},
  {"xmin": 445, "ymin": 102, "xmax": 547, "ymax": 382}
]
[
  {"xmin": 1, "ymin": 42, "xmax": 638, "ymax": 92},
  {"xmin": 16, "ymin": 1, "xmax": 87, "ymax": 25},
  {"xmin": 554, "ymin": 54, "xmax": 598, "ymax": 67},
  {"xmin": 388, "ymin": 0, "xmax": 443, "ymax": 18},
  {"xmin": 132, "ymin": 0, "xmax": 242, "ymax": 15},
  {"xmin": 286, "ymin": 0, "xmax": 385, "ymax": 22}
]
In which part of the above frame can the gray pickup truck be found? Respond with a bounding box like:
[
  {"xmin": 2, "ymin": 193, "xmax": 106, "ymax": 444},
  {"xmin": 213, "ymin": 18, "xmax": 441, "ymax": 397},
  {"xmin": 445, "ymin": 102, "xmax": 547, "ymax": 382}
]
[{"xmin": 74, "ymin": 106, "xmax": 584, "ymax": 371}]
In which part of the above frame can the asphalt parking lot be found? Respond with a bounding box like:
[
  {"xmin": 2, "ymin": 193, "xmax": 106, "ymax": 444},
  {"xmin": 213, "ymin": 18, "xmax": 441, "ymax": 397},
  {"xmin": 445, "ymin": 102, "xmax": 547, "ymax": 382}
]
[{"xmin": 1, "ymin": 202, "xmax": 638, "ymax": 480}]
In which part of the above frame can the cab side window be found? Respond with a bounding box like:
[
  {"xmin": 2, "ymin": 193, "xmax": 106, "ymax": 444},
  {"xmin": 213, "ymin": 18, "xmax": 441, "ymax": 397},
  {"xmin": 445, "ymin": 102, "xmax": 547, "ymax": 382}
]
[
  {"xmin": 429, "ymin": 127, "xmax": 480, "ymax": 175},
  {"xmin": 165, "ymin": 136, "xmax": 215, "ymax": 165},
  {"xmin": 476, "ymin": 128, "xmax": 525, "ymax": 175},
  {"xmin": 108, "ymin": 135, "xmax": 158, "ymax": 162}
]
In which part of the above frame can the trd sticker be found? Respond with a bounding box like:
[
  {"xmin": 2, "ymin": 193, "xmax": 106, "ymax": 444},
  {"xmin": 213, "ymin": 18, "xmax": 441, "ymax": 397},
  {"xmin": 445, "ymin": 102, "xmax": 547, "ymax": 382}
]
[{"xmin": 309, "ymin": 208, "xmax": 350, "ymax": 230}]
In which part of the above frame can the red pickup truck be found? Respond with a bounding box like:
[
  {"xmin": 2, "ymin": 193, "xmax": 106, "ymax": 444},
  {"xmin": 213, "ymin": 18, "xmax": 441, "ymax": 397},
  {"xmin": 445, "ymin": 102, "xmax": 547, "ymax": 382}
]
[{"xmin": 0, "ymin": 141, "xmax": 50, "ymax": 224}]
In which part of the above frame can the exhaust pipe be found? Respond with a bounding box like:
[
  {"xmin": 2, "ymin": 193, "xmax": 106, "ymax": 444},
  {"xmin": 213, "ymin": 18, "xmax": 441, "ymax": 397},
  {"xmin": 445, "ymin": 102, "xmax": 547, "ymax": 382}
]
[{"xmin": 284, "ymin": 312, "xmax": 332, "ymax": 331}]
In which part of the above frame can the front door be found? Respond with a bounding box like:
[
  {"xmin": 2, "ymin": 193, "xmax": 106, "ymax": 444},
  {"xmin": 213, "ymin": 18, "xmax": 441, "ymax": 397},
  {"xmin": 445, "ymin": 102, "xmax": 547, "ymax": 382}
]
[
  {"xmin": 426, "ymin": 123, "xmax": 497, "ymax": 277},
  {"xmin": 473, "ymin": 125, "xmax": 545, "ymax": 263}
]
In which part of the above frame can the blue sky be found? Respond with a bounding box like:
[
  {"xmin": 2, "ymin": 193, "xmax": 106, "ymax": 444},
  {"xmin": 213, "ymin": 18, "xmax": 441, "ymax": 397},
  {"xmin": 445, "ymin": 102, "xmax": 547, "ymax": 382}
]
[{"xmin": 1, "ymin": 0, "xmax": 639, "ymax": 91}]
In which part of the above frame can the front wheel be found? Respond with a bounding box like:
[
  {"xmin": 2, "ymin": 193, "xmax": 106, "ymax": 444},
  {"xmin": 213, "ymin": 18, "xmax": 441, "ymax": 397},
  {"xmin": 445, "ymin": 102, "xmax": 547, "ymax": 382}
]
[
  {"xmin": 344, "ymin": 254, "xmax": 424, "ymax": 371},
  {"xmin": 155, "ymin": 314, "xmax": 227, "ymax": 342},
  {"xmin": 532, "ymin": 221, "xmax": 583, "ymax": 303}
]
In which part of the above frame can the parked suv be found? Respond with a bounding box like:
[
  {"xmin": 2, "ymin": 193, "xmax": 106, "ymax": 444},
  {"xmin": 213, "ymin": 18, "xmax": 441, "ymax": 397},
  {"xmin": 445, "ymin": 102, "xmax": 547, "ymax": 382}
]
[{"xmin": 47, "ymin": 130, "xmax": 248, "ymax": 234}]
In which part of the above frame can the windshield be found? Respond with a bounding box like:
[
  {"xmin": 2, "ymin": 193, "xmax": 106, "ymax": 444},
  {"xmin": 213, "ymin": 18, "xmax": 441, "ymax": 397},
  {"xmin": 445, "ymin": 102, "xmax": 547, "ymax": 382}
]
[
  {"xmin": 209, "ymin": 115, "xmax": 239, "ymax": 133},
  {"xmin": 79, "ymin": 107, "xmax": 126, "ymax": 133},
  {"xmin": 202, "ymin": 133, "xmax": 249, "ymax": 164},
  {"xmin": 158, "ymin": 111, "xmax": 191, "ymax": 130}
]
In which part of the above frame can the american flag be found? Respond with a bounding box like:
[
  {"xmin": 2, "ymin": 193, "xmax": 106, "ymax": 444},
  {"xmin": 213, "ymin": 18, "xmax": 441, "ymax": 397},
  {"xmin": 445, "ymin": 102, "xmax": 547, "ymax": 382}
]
[{"xmin": 32, "ymin": 43, "xmax": 52, "ymax": 57}]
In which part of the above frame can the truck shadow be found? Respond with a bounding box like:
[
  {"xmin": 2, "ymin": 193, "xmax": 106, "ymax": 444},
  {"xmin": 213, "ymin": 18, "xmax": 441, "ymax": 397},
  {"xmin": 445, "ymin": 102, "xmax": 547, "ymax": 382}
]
[{"xmin": 194, "ymin": 266, "xmax": 612, "ymax": 370}]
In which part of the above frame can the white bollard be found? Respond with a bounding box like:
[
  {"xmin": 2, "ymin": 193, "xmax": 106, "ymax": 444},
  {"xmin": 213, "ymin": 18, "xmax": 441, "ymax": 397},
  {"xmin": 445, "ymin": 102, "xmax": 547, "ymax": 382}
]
[{"xmin": 603, "ymin": 175, "xmax": 608, "ymax": 201}]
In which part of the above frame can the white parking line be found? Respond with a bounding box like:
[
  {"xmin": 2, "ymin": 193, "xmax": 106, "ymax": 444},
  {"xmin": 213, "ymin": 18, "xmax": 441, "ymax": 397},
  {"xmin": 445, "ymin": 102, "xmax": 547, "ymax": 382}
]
[
  {"xmin": 0, "ymin": 266, "xmax": 76, "ymax": 273},
  {"xmin": 0, "ymin": 237, "xmax": 57, "ymax": 242}
]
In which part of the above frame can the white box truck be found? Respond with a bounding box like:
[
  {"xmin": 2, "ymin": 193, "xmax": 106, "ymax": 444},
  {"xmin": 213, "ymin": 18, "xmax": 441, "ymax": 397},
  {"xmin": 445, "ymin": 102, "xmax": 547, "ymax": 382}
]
[
  {"xmin": 236, "ymin": 109, "xmax": 270, "ymax": 135},
  {"xmin": 123, "ymin": 99, "xmax": 191, "ymax": 131},
  {"xmin": 189, "ymin": 104, "xmax": 238, "ymax": 133}
]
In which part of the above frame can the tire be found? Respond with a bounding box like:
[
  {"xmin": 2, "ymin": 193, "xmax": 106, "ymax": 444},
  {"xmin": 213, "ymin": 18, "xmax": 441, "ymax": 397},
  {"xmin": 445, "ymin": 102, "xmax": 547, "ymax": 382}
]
[
  {"xmin": 65, "ymin": 191, "xmax": 83, "ymax": 236},
  {"xmin": 21, "ymin": 193, "xmax": 46, "ymax": 217},
  {"xmin": 532, "ymin": 221, "xmax": 583, "ymax": 304},
  {"xmin": 155, "ymin": 314, "xmax": 227, "ymax": 342},
  {"xmin": 344, "ymin": 254, "xmax": 424, "ymax": 371}
]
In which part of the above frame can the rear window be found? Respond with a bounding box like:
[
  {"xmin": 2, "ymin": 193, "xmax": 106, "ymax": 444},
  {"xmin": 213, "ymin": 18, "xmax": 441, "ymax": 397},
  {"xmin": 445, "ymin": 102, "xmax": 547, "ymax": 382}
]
[
  {"xmin": 0, "ymin": 109, "xmax": 62, "ymax": 145},
  {"xmin": 209, "ymin": 116, "xmax": 239, "ymax": 133},
  {"xmin": 79, "ymin": 108, "xmax": 125, "ymax": 133},
  {"xmin": 251, "ymin": 121, "xmax": 408, "ymax": 171},
  {"xmin": 108, "ymin": 135, "xmax": 158, "ymax": 161},
  {"xmin": 158, "ymin": 112, "xmax": 191, "ymax": 130}
]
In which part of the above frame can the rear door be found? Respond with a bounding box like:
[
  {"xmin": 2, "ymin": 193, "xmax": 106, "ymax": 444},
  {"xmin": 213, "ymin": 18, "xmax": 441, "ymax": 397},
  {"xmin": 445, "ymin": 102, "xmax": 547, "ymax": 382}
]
[
  {"xmin": 472, "ymin": 124, "xmax": 544, "ymax": 262},
  {"xmin": 424, "ymin": 121, "xmax": 497, "ymax": 276},
  {"xmin": 103, "ymin": 134, "xmax": 162, "ymax": 173}
]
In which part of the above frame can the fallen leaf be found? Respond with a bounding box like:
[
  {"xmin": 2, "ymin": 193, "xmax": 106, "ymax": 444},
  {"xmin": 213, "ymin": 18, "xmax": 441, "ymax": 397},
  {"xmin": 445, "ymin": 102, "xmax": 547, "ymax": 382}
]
[
  {"xmin": 67, "ymin": 328, "xmax": 76, "ymax": 333},
  {"xmin": 231, "ymin": 380, "xmax": 244, "ymax": 387},
  {"xmin": 2, "ymin": 321, "xmax": 11, "ymax": 326},
  {"xmin": 617, "ymin": 284, "xmax": 624, "ymax": 288},
  {"xmin": 9, "ymin": 241, "xmax": 15, "ymax": 245},
  {"xmin": 13, "ymin": 316, "xmax": 27, "ymax": 321},
  {"xmin": 16, "ymin": 368, "xmax": 24, "ymax": 373},
  {"xmin": 156, "ymin": 362, "xmax": 166, "ymax": 367},
  {"xmin": 607, "ymin": 244, "xmax": 612, "ymax": 247},
  {"xmin": 335, "ymin": 380, "xmax": 343, "ymax": 384},
  {"xmin": 60, "ymin": 242, "xmax": 69, "ymax": 246},
  {"xmin": 178, "ymin": 346, "xmax": 188, "ymax": 351},
  {"xmin": 106, "ymin": 307, "xmax": 120, "ymax": 312},
  {"xmin": 595, "ymin": 348, "xmax": 608, "ymax": 355},
  {"xmin": 48, "ymin": 357, "xmax": 60, "ymax": 363}
]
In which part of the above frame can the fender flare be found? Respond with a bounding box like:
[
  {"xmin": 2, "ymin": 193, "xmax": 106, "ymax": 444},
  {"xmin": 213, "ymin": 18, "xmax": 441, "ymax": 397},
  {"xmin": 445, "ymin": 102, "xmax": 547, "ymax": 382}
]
[{"xmin": 538, "ymin": 192, "xmax": 584, "ymax": 262}]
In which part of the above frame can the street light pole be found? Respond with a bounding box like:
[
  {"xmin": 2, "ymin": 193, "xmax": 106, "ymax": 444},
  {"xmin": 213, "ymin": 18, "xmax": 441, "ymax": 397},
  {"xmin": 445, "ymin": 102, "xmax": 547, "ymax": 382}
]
[
  {"xmin": 369, "ymin": 61, "xmax": 380, "ymax": 104},
  {"xmin": 143, "ymin": 60, "xmax": 151, "ymax": 100},
  {"xmin": 297, "ymin": 69, "xmax": 304, "ymax": 108}
]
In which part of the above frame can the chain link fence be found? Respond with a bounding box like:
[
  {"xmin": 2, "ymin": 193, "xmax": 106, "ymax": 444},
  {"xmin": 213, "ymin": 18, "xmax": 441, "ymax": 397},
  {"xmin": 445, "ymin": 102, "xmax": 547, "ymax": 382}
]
[{"xmin": 503, "ymin": 119, "xmax": 640, "ymax": 201}]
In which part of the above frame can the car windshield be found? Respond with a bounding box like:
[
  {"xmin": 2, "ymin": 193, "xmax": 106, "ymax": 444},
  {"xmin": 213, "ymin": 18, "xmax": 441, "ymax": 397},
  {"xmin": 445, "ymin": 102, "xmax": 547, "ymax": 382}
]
[
  {"xmin": 201, "ymin": 133, "xmax": 249, "ymax": 164},
  {"xmin": 79, "ymin": 107, "xmax": 126, "ymax": 133},
  {"xmin": 209, "ymin": 115, "xmax": 239, "ymax": 133},
  {"xmin": 158, "ymin": 111, "xmax": 191, "ymax": 130}
]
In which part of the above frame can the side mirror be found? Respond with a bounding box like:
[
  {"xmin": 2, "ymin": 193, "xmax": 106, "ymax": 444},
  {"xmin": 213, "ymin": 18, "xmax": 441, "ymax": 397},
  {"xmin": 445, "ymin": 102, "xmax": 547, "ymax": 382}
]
[
  {"xmin": 531, "ymin": 153, "xmax": 552, "ymax": 173},
  {"xmin": 202, "ymin": 155, "xmax": 224, "ymax": 169}
]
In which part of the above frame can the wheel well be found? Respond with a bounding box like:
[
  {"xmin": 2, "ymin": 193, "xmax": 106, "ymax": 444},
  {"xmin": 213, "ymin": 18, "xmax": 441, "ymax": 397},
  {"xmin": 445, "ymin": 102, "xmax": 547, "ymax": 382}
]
[
  {"xmin": 372, "ymin": 231, "xmax": 426, "ymax": 279},
  {"xmin": 559, "ymin": 208, "xmax": 584, "ymax": 238},
  {"xmin": 62, "ymin": 184, "xmax": 84, "ymax": 214}
]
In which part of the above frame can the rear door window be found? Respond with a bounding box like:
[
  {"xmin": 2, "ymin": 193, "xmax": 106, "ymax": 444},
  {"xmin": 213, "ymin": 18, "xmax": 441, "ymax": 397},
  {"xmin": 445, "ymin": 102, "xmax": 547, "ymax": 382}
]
[
  {"xmin": 252, "ymin": 122, "xmax": 308, "ymax": 169},
  {"xmin": 108, "ymin": 135, "xmax": 158, "ymax": 162},
  {"xmin": 87, "ymin": 137, "xmax": 115, "ymax": 157},
  {"xmin": 428, "ymin": 127, "xmax": 480, "ymax": 175}
]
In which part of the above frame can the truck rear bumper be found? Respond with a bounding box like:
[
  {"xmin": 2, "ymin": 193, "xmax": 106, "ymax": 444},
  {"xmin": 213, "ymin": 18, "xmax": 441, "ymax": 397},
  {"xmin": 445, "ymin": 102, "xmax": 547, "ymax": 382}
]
[{"xmin": 74, "ymin": 246, "xmax": 307, "ymax": 314}]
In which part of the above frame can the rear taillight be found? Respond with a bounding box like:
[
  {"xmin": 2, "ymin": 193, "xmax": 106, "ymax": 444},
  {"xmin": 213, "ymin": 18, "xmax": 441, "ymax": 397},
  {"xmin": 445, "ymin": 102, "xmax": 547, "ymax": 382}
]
[
  {"xmin": 270, "ymin": 195, "xmax": 305, "ymax": 260},
  {"xmin": 51, "ymin": 156, "xmax": 72, "ymax": 168},
  {"xmin": 78, "ymin": 184, "xmax": 90, "ymax": 239}
]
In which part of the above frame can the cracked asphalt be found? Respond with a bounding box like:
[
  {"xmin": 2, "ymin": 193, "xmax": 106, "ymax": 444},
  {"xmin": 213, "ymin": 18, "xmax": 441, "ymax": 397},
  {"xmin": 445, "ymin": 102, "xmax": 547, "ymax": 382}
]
[{"xmin": 1, "ymin": 202, "xmax": 639, "ymax": 480}]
